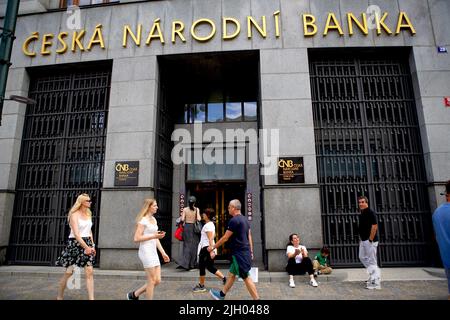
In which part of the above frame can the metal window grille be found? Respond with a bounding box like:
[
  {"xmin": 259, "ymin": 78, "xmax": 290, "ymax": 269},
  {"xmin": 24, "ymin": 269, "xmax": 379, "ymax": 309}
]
[
  {"xmin": 310, "ymin": 49, "xmax": 432, "ymax": 267},
  {"xmin": 7, "ymin": 64, "xmax": 111, "ymax": 265}
]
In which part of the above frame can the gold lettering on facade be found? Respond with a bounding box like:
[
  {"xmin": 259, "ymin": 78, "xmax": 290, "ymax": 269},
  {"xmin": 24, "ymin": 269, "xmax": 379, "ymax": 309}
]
[
  {"xmin": 146, "ymin": 18, "xmax": 165, "ymax": 45},
  {"xmin": 375, "ymin": 12, "xmax": 392, "ymax": 35},
  {"xmin": 21, "ymin": 11, "xmax": 418, "ymax": 57},
  {"xmin": 56, "ymin": 32, "xmax": 68, "ymax": 54},
  {"xmin": 123, "ymin": 24, "xmax": 142, "ymax": 47},
  {"xmin": 87, "ymin": 24, "xmax": 105, "ymax": 50},
  {"xmin": 347, "ymin": 13, "xmax": 368, "ymax": 35},
  {"xmin": 71, "ymin": 30, "xmax": 86, "ymax": 52},
  {"xmin": 222, "ymin": 17, "xmax": 240, "ymax": 40},
  {"xmin": 324, "ymin": 13, "xmax": 344, "ymax": 36},
  {"xmin": 247, "ymin": 16, "xmax": 267, "ymax": 39},
  {"xmin": 23, "ymin": 32, "xmax": 39, "ymax": 57},
  {"xmin": 273, "ymin": 11, "xmax": 281, "ymax": 38},
  {"xmin": 172, "ymin": 20, "xmax": 186, "ymax": 43},
  {"xmin": 40, "ymin": 34, "xmax": 53, "ymax": 55},
  {"xmin": 303, "ymin": 14, "xmax": 317, "ymax": 36},
  {"xmin": 191, "ymin": 18, "xmax": 216, "ymax": 42},
  {"xmin": 395, "ymin": 12, "xmax": 416, "ymax": 35}
]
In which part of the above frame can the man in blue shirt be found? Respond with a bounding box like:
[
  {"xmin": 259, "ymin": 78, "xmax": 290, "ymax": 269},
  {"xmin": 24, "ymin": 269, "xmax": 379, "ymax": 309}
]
[
  {"xmin": 432, "ymin": 180, "xmax": 450, "ymax": 300},
  {"xmin": 208, "ymin": 199, "xmax": 259, "ymax": 300}
]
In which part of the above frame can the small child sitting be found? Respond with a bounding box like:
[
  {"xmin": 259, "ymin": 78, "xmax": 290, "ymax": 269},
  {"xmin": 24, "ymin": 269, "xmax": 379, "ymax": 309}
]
[{"xmin": 313, "ymin": 246, "xmax": 332, "ymax": 276}]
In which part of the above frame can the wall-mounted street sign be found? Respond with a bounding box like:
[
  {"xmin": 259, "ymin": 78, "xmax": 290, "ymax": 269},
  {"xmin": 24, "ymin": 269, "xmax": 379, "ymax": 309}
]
[
  {"xmin": 278, "ymin": 157, "xmax": 305, "ymax": 184},
  {"xmin": 114, "ymin": 161, "xmax": 139, "ymax": 186},
  {"xmin": 437, "ymin": 46, "xmax": 448, "ymax": 53}
]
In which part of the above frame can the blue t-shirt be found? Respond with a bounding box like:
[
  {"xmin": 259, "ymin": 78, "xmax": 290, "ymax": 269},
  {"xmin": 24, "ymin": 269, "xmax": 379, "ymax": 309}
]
[
  {"xmin": 227, "ymin": 214, "xmax": 250, "ymax": 253},
  {"xmin": 432, "ymin": 202, "xmax": 450, "ymax": 268}
]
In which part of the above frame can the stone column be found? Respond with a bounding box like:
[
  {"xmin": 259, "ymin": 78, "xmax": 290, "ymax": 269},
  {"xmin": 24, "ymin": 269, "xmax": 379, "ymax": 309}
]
[
  {"xmin": 260, "ymin": 48, "xmax": 322, "ymax": 271},
  {"xmin": 409, "ymin": 0, "xmax": 450, "ymax": 213},
  {"xmin": 98, "ymin": 56, "xmax": 159, "ymax": 270},
  {"xmin": 0, "ymin": 68, "xmax": 29, "ymax": 264}
]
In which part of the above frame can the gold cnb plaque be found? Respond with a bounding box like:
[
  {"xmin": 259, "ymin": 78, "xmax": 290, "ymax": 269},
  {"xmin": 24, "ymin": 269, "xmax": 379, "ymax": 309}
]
[
  {"xmin": 114, "ymin": 161, "xmax": 139, "ymax": 186},
  {"xmin": 278, "ymin": 157, "xmax": 304, "ymax": 184}
]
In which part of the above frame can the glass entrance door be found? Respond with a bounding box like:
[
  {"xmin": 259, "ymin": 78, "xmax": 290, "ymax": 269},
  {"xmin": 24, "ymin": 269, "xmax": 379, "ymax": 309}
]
[{"xmin": 187, "ymin": 182, "xmax": 245, "ymax": 259}]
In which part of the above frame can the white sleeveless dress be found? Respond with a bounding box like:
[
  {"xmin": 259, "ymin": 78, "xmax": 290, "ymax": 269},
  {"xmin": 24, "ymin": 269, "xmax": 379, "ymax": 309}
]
[{"xmin": 138, "ymin": 217, "xmax": 160, "ymax": 269}]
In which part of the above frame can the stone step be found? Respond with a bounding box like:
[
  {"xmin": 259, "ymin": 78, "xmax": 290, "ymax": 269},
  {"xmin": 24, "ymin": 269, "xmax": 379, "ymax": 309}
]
[{"xmin": 0, "ymin": 264, "xmax": 445, "ymax": 283}]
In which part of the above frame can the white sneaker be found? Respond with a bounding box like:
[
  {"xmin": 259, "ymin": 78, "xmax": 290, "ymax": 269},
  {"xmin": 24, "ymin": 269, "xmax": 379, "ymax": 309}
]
[
  {"xmin": 366, "ymin": 280, "xmax": 381, "ymax": 290},
  {"xmin": 289, "ymin": 279, "xmax": 295, "ymax": 288},
  {"xmin": 310, "ymin": 279, "xmax": 318, "ymax": 287}
]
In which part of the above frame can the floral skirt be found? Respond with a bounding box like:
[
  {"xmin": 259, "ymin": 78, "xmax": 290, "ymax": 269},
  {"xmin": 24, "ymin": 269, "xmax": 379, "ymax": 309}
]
[{"xmin": 55, "ymin": 237, "xmax": 95, "ymax": 268}]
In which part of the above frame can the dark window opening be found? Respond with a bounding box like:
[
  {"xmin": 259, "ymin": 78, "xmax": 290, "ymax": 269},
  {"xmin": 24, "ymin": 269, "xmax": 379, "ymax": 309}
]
[{"xmin": 159, "ymin": 51, "xmax": 259, "ymax": 124}]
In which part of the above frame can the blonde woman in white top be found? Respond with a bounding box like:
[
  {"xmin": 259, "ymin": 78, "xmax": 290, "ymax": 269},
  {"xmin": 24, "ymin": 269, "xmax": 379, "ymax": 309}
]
[
  {"xmin": 127, "ymin": 198, "xmax": 170, "ymax": 300},
  {"xmin": 56, "ymin": 193, "xmax": 97, "ymax": 300}
]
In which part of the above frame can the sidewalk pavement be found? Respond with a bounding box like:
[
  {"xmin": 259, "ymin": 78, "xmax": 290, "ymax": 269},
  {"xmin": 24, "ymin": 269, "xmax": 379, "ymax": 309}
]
[
  {"xmin": 0, "ymin": 262, "xmax": 446, "ymax": 282},
  {"xmin": 0, "ymin": 262, "xmax": 448, "ymax": 300}
]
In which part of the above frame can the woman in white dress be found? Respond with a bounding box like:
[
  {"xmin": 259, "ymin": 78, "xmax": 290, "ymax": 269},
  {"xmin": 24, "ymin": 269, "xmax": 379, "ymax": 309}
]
[
  {"xmin": 56, "ymin": 193, "xmax": 96, "ymax": 300},
  {"xmin": 127, "ymin": 198, "xmax": 170, "ymax": 300}
]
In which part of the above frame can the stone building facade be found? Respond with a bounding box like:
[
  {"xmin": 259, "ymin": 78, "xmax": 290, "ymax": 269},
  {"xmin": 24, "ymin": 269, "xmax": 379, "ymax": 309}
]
[{"xmin": 0, "ymin": 0, "xmax": 449, "ymax": 271}]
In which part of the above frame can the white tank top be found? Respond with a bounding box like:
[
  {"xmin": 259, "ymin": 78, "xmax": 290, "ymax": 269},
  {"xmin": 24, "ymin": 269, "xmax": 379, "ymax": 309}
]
[{"xmin": 69, "ymin": 216, "xmax": 92, "ymax": 238}]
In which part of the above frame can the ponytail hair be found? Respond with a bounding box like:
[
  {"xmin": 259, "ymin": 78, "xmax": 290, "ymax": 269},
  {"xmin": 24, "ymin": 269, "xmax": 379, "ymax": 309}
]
[{"xmin": 188, "ymin": 196, "xmax": 196, "ymax": 210}]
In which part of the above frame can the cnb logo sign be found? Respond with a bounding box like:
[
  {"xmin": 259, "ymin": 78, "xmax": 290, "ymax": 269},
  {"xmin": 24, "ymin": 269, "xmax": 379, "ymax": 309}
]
[
  {"xmin": 115, "ymin": 163, "xmax": 130, "ymax": 172},
  {"xmin": 114, "ymin": 161, "xmax": 139, "ymax": 187},
  {"xmin": 277, "ymin": 157, "xmax": 305, "ymax": 184},
  {"xmin": 278, "ymin": 159, "xmax": 294, "ymax": 168}
]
